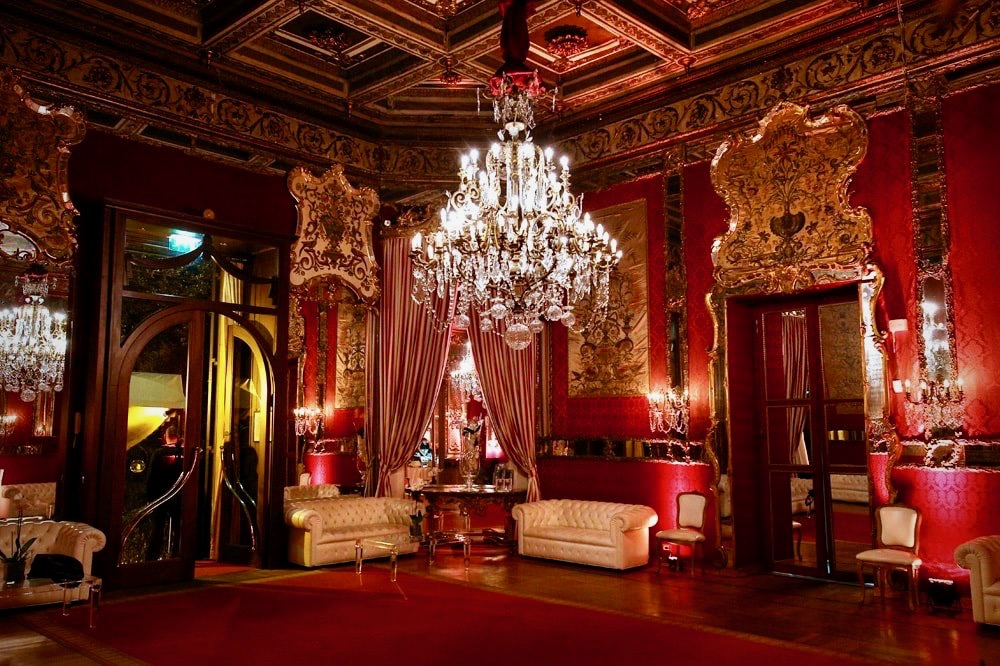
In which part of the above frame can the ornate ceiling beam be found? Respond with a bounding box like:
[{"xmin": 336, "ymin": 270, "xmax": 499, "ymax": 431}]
[
  {"xmin": 202, "ymin": 0, "xmax": 300, "ymax": 54},
  {"xmin": 580, "ymin": 1, "xmax": 686, "ymax": 65},
  {"xmin": 315, "ymin": 1, "xmax": 446, "ymax": 61}
]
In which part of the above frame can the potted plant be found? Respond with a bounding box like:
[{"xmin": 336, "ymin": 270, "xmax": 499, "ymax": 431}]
[{"xmin": 1, "ymin": 492, "xmax": 37, "ymax": 584}]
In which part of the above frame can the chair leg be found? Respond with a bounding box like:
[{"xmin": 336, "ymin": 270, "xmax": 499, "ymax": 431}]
[
  {"xmin": 656, "ymin": 540, "xmax": 663, "ymax": 575},
  {"xmin": 690, "ymin": 544, "xmax": 696, "ymax": 578},
  {"xmin": 878, "ymin": 567, "xmax": 886, "ymax": 605},
  {"xmin": 909, "ymin": 566, "xmax": 918, "ymax": 612},
  {"xmin": 857, "ymin": 561, "xmax": 867, "ymax": 605}
]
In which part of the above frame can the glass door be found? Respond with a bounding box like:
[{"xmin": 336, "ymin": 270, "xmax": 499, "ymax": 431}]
[{"xmin": 754, "ymin": 287, "xmax": 872, "ymax": 580}]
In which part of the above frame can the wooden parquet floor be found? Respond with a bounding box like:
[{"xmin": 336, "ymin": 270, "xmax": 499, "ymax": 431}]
[{"xmin": 2, "ymin": 547, "xmax": 999, "ymax": 665}]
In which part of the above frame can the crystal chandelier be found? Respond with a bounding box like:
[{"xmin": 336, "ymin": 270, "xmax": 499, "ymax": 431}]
[
  {"xmin": 409, "ymin": 2, "xmax": 621, "ymax": 350},
  {"xmin": 0, "ymin": 265, "xmax": 68, "ymax": 403},
  {"xmin": 450, "ymin": 344, "xmax": 483, "ymax": 403}
]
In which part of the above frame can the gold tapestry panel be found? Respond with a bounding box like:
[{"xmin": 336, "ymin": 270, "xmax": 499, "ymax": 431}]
[
  {"xmin": 819, "ymin": 301, "xmax": 863, "ymax": 400},
  {"xmin": 711, "ymin": 102, "xmax": 871, "ymax": 292},
  {"xmin": 568, "ymin": 199, "xmax": 649, "ymax": 397},
  {"xmin": 334, "ymin": 302, "xmax": 366, "ymax": 409}
]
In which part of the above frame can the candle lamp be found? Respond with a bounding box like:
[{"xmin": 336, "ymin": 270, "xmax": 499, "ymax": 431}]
[{"xmin": 647, "ymin": 387, "xmax": 689, "ymax": 437}]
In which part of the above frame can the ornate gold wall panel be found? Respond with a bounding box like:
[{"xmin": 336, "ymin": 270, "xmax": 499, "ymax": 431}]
[
  {"xmin": 0, "ymin": 68, "xmax": 84, "ymax": 265},
  {"xmin": 710, "ymin": 102, "xmax": 871, "ymax": 291},
  {"xmin": 288, "ymin": 165, "xmax": 380, "ymax": 307}
]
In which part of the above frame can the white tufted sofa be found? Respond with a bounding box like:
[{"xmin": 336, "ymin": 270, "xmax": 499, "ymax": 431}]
[
  {"xmin": 0, "ymin": 519, "xmax": 106, "ymax": 608},
  {"xmin": 956, "ymin": 535, "xmax": 1000, "ymax": 625},
  {"xmin": 284, "ymin": 496, "xmax": 419, "ymax": 567},
  {"xmin": 0, "ymin": 483, "xmax": 57, "ymax": 519},
  {"xmin": 512, "ymin": 500, "xmax": 658, "ymax": 570}
]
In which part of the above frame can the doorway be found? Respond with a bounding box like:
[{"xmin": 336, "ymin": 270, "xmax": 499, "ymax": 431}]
[
  {"xmin": 94, "ymin": 208, "xmax": 285, "ymax": 587},
  {"xmin": 748, "ymin": 286, "xmax": 873, "ymax": 580}
]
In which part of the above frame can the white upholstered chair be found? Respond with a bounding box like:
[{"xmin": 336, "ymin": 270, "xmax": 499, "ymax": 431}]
[
  {"xmin": 955, "ymin": 535, "xmax": 1000, "ymax": 625},
  {"xmin": 655, "ymin": 491, "xmax": 707, "ymax": 577},
  {"xmin": 856, "ymin": 504, "xmax": 922, "ymax": 610}
]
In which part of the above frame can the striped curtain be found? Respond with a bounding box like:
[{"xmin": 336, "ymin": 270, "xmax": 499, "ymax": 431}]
[
  {"xmin": 782, "ymin": 311, "xmax": 810, "ymax": 465},
  {"xmin": 373, "ymin": 237, "xmax": 452, "ymax": 497},
  {"xmin": 468, "ymin": 312, "xmax": 541, "ymax": 502}
]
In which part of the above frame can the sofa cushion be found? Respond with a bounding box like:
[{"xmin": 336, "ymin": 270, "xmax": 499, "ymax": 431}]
[
  {"xmin": 320, "ymin": 523, "xmax": 409, "ymax": 543},
  {"xmin": 525, "ymin": 526, "xmax": 613, "ymax": 547}
]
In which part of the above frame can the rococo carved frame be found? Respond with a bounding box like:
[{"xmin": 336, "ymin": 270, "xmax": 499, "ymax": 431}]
[{"xmin": 705, "ymin": 102, "xmax": 895, "ymax": 513}]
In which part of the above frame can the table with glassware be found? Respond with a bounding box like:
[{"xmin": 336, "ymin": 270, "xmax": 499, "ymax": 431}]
[
  {"xmin": 409, "ymin": 484, "xmax": 527, "ymax": 547},
  {"xmin": 0, "ymin": 575, "xmax": 102, "ymax": 627}
]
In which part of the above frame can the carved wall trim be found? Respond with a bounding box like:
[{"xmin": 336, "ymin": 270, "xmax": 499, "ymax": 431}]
[
  {"xmin": 563, "ymin": 0, "xmax": 999, "ymax": 174},
  {"xmin": 0, "ymin": 68, "xmax": 84, "ymax": 265},
  {"xmin": 288, "ymin": 165, "xmax": 380, "ymax": 306}
]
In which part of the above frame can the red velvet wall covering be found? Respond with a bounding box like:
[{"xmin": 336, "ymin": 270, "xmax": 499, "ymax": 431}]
[
  {"xmin": 69, "ymin": 131, "xmax": 295, "ymax": 234},
  {"xmin": 682, "ymin": 161, "xmax": 730, "ymax": 441},
  {"xmin": 853, "ymin": 111, "xmax": 919, "ymax": 435},
  {"xmin": 943, "ymin": 83, "xmax": 1000, "ymax": 437},
  {"xmin": 550, "ymin": 176, "xmax": 666, "ymax": 437}
]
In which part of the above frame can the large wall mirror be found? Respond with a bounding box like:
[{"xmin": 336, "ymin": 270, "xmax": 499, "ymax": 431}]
[
  {"xmin": 0, "ymin": 69, "xmax": 85, "ymax": 456},
  {"xmin": 0, "ymin": 246, "xmax": 71, "ymax": 455}
]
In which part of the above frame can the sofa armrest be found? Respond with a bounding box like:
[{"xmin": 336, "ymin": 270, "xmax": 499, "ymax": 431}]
[
  {"xmin": 956, "ymin": 535, "xmax": 1000, "ymax": 585},
  {"xmin": 285, "ymin": 505, "xmax": 322, "ymax": 534},
  {"xmin": 610, "ymin": 505, "xmax": 658, "ymax": 532},
  {"xmin": 512, "ymin": 501, "xmax": 556, "ymax": 528},
  {"xmin": 39, "ymin": 522, "xmax": 106, "ymax": 575}
]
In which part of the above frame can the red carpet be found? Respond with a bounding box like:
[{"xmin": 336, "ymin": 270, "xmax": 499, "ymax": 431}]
[
  {"xmin": 33, "ymin": 569, "xmax": 866, "ymax": 665},
  {"xmin": 193, "ymin": 561, "xmax": 251, "ymax": 578}
]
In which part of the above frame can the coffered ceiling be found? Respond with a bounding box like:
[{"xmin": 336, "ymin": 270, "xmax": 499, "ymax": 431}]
[{"xmin": 9, "ymin": 0, "xmax": 877, "ymax": 139}]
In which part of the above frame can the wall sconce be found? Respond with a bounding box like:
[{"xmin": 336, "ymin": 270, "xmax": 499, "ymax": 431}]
[
  {"xmin": 293, "ymin": 406, "xmax": 322, "ymax": 438},
  {"xmin": 647, "ymin": 387, "xmax": 689, "ymax": 437},
  {"xmin": 898, "ymin": 377, "xmax": 965, "ymax": 440},
  {"xmin": 0, "ymin": 414, "xmax": 16, "ymax": 438}
]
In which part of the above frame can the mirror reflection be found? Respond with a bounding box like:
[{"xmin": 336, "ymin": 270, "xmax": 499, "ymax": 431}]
[{"xmin": 919, "ymin": 276, "xmax": 953, "ymax": 383}]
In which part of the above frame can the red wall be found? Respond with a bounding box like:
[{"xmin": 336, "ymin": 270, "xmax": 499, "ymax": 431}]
[
  {"xmin": 682, "ymin": 161, "xmax": 729, "ymax": 441},
  {"xmin": 69, "ymin": 130, "xmax": 295, "ymax": 235},
  {"xmin": 944, "ymin": 84, "xmax": 1000, "ymax": 437},
  {"xmin": 538, "ymin": 458, "xmax": 717, "ymax": 556},
  {"xmin": 550, "ymin": 176, "xmax": 666, "ymax": 437}
]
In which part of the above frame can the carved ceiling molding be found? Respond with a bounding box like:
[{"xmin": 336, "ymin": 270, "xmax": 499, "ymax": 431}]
[
  {"xmin": 288, "ymin": 164, "xmax": 380, "ymax": 307},
  {"xmin": 582, "ymin": 2, "xmax": 683, "ymax": 63},
  {"xmin": 205, "ymin": 0, "xmax": 301, "ymax": 53},
  {"xmin": 0, "ymin": 21, "xmax": 457, "ymax": 185},
  {"xmin": 710, "ymin": 102, "xmax": 871, "ymax": 292},
  {"xmin": 314, "ymin": 3, "xmax": 444, "ymax": 60},
  {"xmin": 562, "ymin": 0, "xmax": 999, "ymax": 172},
  {"xmin": 0, "ymin": 68, "xmax": 85, "ymax": 266}
]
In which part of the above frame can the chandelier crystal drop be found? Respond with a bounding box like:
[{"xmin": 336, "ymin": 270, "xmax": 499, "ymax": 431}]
[
  {"xmin": 450, "ymin": 345, "xmax": 483, "ymax": 403},
  {"xmin": 409, "ymin": 3, "xmax": 621, "ymax": 350},
  {"xmin": 0, "ymin": 265, "xmax": 68, "ymax": 403}
]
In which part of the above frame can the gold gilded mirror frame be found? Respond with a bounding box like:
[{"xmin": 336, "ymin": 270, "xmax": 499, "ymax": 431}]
[
  {"xmin": 0, "ymin": 68, "xmax": 84, "ymax": 454},
  {"xmin": 706, "ymin": 102, "xmax": 895, "ymax": 559},
  {"xmin": 287, "ymin": 165, "xmax": 380, "ymax": 482}
]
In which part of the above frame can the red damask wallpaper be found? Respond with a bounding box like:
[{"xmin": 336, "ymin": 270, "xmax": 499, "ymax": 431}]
[
  {"xmin": 853, "ymin": 110, "xmax": 919, "ymax": 436},
  {"xmin": 943, "ymin": 83, "xmax": 1000, "ymax": 437},
  {"xmin": 682, "ymin": 161, "xmax": 730, "ymax": 441}
]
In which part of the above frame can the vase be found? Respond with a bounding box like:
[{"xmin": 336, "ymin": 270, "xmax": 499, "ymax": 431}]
[{"xmin": 4, "ymin": 560, "xmax": 26, "ymax": 584}]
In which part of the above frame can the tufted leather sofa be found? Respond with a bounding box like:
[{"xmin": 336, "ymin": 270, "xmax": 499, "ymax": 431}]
[
  {"xmin": 284, "ymin": 496, "xmax": 419, "ymax": 567},
  {"xmin": 512, "ymin": 499, "xmax": 658, "ymax": 570},
  {"xmin": 0, "ymin": 519, "xmax": 106, "ymax": 608},
  {"xmin": 0, "ymin": 482, "xmax": 57, "ymax": 519},
  {"xmin": 956, "ymin": 535, "xmax": 1000, "ymax": 625}
]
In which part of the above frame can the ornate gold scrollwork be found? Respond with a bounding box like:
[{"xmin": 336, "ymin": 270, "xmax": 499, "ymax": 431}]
[
  {"xmin": 288, "ymin": 165, "xmax": 380, "ymax": 302},
  {"xmin": 711, "ymin": 102, "xmax": 872, "ymax": 292},
  {"xmin": 0, "ymin": 68, "xmax": 84, "ymax": 265},
  {"xmin": 706, "ymin": 102, "xmax": 895, "ymax": 552}
]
